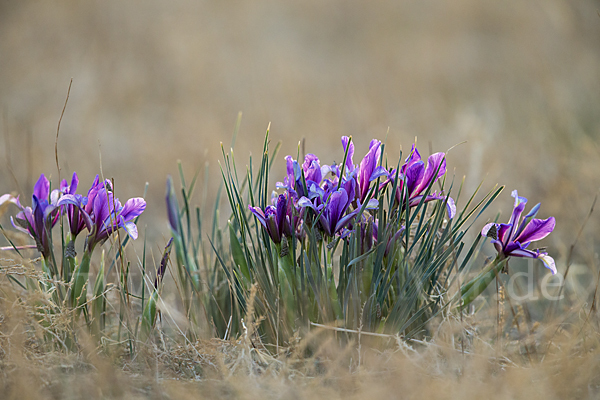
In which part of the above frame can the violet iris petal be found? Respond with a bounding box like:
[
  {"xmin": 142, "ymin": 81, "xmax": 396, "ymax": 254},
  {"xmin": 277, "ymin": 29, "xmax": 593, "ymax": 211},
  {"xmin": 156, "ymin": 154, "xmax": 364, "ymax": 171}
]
[
  {"xmin": 248, "ymin": 206, "xmax": 268, "ymax": 229},
  {"xmin": 340, "ymin": 137, "xmax": 387, "ymax": 203},
  {"xmin": 56, "ymin": 172, "xmax": 92, "ymax": 237},
  {"xmin": 341, "ymin": 136, "xmax": 355, "ymax": 173},
  {"xmin": 357, "ymin": 139, "xmax": 383, "ymax": 202},
  {"xmin": 92, "ymin": 187, "xmax": 146, "ymax": 245},
  {"xmin": 275, "ymin": 194, "xmax": 287, "ymax": 238},
  {"xmin": 404, "ymin": 161, "xmax": 425, "ymax": 195},
  {"xmin": 119, "ymin": 197, "xmax": 146, "ymax": 240},
  {"xmin": 302, "ymin": 154, "xmax": 322, "ymax": 184},
  {"xmin": 264, "ymin": 206, "xmax": 281, "ymax": 243},
  {"xmin": 481, "ymin": 190, "xmax": 556, "ymax": 274},
  {"xmin": 33, "ymin": 174, "xmax": 50, "ymax": 202},
  {"xmin": 284, "ymin": 198, "xmax": 304, "ymax": 237},
  {"xmin": 401, "ymin": 145, "xmax": 422, "ymax": 173},
  {"xmin": 0, "ymin": 193, "xmax": 22, "ymax": 209},
  {"xmin": 60, "ymin": 172, "xmax": 79, "ymax": 195},
  {"xmin": 324, "ymin": 189, "xmax": 348, "ymax": 236},
  {"xmin": 413, "ymin": 153, "xmax": 446, "ymax": 195},
  {"xmin": 120, "ymin": 197, "xmax": 147, "ymax": 222},
  {"xmin": 514, "ymin": 217, "xmax": 555, "ymax": 244}
]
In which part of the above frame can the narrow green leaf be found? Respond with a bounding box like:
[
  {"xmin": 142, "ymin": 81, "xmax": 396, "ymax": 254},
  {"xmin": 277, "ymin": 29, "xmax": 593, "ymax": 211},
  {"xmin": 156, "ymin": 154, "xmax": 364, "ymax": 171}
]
[{"xmin": 229, "ymin": 221, "xmax": 250, "ymax": 283}]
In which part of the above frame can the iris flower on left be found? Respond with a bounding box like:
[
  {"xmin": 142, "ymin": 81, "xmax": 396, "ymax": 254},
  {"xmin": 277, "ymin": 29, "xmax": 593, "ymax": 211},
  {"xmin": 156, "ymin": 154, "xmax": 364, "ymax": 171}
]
[{"xmin": 0, "ymin": 174, "xmax": 61, "ymax": 261}]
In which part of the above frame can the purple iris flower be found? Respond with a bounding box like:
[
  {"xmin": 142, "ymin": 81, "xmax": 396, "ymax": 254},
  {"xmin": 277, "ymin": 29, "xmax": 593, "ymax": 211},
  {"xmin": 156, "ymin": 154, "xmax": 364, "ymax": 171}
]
[
  {"xmin": 249, "ymin": 194, "xmax": 288, "ymax": 244},
  {"xmin": 58, "ymin": 176, "xmax": 146, "ymax": 251},
  {"xmin": 277, "ymin": 154, "xmax": 332, "ymax": 199},
  {"xmin": 0, "ymin": 174, "xmax": 61, "ymax": 259},
  {"xmin": 481, "ymin": 190, "xmax": 556, "ymax": 274},
  {"xmin": 302, "ymin": 154, "xmax": 324, "ymax": 184},
  {"xmin": 388, "ymin": 145, "xmax": 456, "ymax": 218},
  {"xmin": 298, "ymin": 177, "xmax": 372, "ymax": 238},
  {"xmin": 340, "ymin": 136, "xmax": 388, "ymax": 203},
  {"xmin": 57, "ymin": 172, "xmax": 89, "ymax": 238},
  {"xmin": 90, "ymin": 184, "xmax": 146, "ymax": 249},
  {"xmin": 58, "ymin": 175, "xmax": 105, "ymax": 238},
  {"xmin": 298, "ymin": 189, "xmax": 355, "ymax": 237}
]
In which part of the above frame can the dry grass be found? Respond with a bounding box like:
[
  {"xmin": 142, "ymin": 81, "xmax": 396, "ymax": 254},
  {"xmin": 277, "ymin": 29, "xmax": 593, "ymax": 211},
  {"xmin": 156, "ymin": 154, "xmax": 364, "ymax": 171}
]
[{"xmin": 0, "ymin": 269, "xmax": 599, "ymax": 400}]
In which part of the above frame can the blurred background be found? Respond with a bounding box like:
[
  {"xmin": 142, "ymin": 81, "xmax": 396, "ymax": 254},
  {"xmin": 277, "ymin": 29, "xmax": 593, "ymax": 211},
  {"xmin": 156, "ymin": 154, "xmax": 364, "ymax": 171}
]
[{"xmin": 1, "ymin": 0, "xmax": 599, "ymax": 267}]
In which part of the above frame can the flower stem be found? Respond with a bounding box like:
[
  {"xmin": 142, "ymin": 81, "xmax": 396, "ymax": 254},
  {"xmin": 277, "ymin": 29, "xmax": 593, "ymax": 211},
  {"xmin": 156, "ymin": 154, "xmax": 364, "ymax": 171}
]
[
  {"xmin": 71, "ymin": 249, "xmax": 92, "ymax": 309},
  {"xmin": 459, "ymin": 254, "xmax": 508, "ymax": 310}
]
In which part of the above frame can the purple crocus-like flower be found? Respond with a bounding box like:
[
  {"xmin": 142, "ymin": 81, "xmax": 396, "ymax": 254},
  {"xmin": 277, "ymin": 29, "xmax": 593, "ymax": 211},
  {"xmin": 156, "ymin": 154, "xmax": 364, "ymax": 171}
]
[
  {"xmin": 277, "ymin": 154, "xmax": 332, "ymax": 199},
  {"xmin": 340, "ymin": 136, "xmax": 388, "ymax": 203},
  {"xmin": 388, "ymin": 145, "xmax": 456, "ymax": 218},
  {"xmin": 299, "ymin": 188, "xmax": 357, "ymax": 237},
  {"xmin": 249, "ymin": 194, "xmax": 288, "ymax": 244},
  {"xmin": 298, "ymin": 176, "xmax": 376, "ymax": 238},
  {"xmin": 0, "ymin": 174, "xmax": 61, "ymax": 259},
  {"xmin": 302, "ymin": 154, "xmax": 324, "ymax": 185},
  {"xmin": 89, "ymin": 183, "xmax": 146, "ymax": 249},
  {"xmin": 58, "ymin": 176, "xmax": 146, "ymax": 251},
  {"xmin": 58, "ymin": 175, "xmax": 105, "ymax": 238},
  {"xmin": 481, "ymin": 190, "xmax": 556, "ymax": 274},
  {"xmin": 58, "ymin": 172, "xmax": 89, "ymax": 238}
]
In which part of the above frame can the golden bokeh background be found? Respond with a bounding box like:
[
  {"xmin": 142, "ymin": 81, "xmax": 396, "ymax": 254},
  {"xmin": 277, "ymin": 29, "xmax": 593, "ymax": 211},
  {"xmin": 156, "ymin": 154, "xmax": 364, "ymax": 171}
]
[{"xmin": 1, "ymin": 0, "xmax": 599, "ymax": 258}]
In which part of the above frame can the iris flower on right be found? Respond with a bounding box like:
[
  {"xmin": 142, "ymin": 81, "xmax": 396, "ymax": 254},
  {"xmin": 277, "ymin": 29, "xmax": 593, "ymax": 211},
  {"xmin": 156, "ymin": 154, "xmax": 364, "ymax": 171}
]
[{"xmin": 481, "ymin": 190, "xmax": 556, "ymax": 274}]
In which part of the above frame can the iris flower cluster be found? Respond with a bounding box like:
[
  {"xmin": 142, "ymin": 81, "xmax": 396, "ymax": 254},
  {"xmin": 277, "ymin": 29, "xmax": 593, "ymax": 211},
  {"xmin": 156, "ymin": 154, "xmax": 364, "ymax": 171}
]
[
  {"xmin": 249, "ymin": 136, "xmax": 454, "ymax": 251},
  {"xmin": 1, "ymin": 172, "xmax": 146, "ymax": 270}
]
